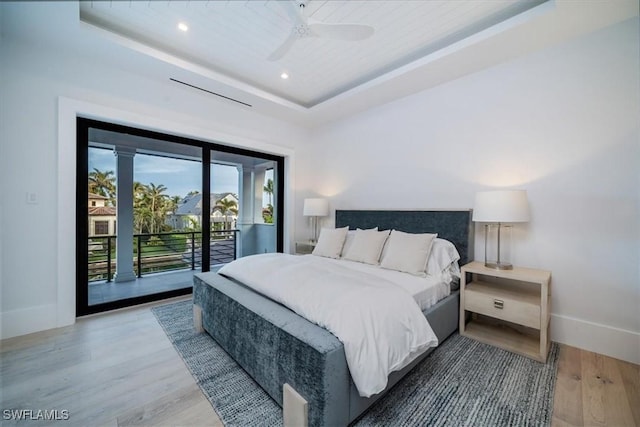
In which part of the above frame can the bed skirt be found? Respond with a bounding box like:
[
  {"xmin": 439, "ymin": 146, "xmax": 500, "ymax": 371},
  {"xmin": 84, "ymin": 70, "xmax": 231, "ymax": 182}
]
[{"xmin": 193, "ymin": 271, "xmax": 459, "ymax": 427}]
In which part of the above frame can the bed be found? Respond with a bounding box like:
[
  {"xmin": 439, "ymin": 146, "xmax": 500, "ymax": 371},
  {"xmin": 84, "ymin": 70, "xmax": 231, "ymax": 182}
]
[{"xmin": 192, "ymin": 210, "xmax": 473, "ymax": 427}]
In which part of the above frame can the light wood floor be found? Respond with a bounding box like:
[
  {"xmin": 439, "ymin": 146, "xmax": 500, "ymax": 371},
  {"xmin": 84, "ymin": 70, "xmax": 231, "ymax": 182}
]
[{"xmin": 1, "ymin": 298, "xmax": 638, "ymax": 427}]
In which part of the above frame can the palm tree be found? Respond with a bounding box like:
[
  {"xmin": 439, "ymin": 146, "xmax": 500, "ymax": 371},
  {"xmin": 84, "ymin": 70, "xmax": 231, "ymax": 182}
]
[
  {"xmin": 133, "ymin": 182, "xmax": 149, "ymax": 234},
  {"xmin": 89, "ymin": 168, "xmax": 116, "ymax": 205},
  {"xmin": 133, "ymin": 181, "xmax": 146, "ymax": 203},
  {"xmin": 215, "ymin": 197, "xmax": 238, "ymax": 230},
  {"xmin": 134, "ymin": 206, "xmax": 153, "ymax": 235},
  {"xmin": 169, "ymin": 195, "xmax": 182, "ymax": 212},
  {"xmin": 165, "ymin": 195, "xmax": 182, "ymax": 230},
  {"xmin": 263, "ymin": 178, "xmax": 274, "ymax": 206},
  {"xmin": 146, "ymin": 183, "xmax": 168, "ymax": 233},
  {"xmin": 184, "ymin": 216, "xmax": 201, "ymax": 232},
  {"xmin": 132, "ymin": 182, "xmax": 170, "ymax": 234},
  {"xmin": 262, "ymin": 204, "xmax": 274, "ymax": 224}
]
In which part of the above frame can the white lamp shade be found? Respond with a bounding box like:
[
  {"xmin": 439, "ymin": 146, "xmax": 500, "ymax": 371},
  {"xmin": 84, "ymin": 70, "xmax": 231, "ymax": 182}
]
[
  {"xmin": 303, "ymin": 198, "xmax": 329, "ymax": 217},
  {"xmin": 473, "ymin": 190, "xmax": 530, "ymax": 223}
]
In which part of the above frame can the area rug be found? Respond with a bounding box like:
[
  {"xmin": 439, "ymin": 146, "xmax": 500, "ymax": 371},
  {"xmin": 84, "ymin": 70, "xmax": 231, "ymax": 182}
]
[{"xmin": 152, "ymin": 300, "xmax": 559, "ymax": 426}]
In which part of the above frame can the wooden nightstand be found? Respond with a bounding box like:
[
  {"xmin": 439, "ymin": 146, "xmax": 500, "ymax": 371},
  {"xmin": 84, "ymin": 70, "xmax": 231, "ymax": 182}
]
[
  {"xmin": 295, "ymin": 241, "xmax": 316, "ymax": 255},
  {"xmin": 460, "ymin": 261, "xmax": 552, "ymax": 362}
]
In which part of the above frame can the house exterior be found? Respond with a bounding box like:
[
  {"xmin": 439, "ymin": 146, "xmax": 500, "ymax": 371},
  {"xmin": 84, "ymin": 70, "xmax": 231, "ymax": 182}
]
[
  {"xmin": 166, "ymin": 193, "xmax": 239, "ymax": 231},
  {"xmin": 88, "ymin": 193, "xmax": 116, "ymax": 236}
]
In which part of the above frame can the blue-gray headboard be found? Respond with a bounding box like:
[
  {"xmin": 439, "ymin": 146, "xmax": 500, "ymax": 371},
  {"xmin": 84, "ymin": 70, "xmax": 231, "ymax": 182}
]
[{"xmin": 335, "ymin": 210, "xmax": 474, "ymax": 266}]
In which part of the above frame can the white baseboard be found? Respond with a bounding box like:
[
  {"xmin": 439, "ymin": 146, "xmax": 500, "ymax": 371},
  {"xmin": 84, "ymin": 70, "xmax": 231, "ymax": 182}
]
[
  {"xmin": 3, "ymin": 303, "xmax": 638, "ymax": 365},
  {"xmin": 0, "ymin": 304, "xmax": 65, "ymax": 340},
  {"xmin": 551, "ymin": 313, "xmax": 640, "ymax": 364}
]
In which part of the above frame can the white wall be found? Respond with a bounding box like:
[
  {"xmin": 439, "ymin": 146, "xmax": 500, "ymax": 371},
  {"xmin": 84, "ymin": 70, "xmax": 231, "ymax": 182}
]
[
  {"xmin": 2, "ymin": 2, "xmax": 638, "ymax": 365},
  {"xmin": 297, "ymin": 18, "xmax": 640, "ymax": 363},
  {"xmin": 0, "ymin": 3, "xmax": 307, "ymax": 339}
]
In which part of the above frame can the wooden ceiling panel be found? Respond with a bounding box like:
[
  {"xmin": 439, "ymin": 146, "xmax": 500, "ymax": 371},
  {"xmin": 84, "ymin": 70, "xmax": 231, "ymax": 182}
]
[{"xmin": 80, "ymin": 0, "xmax": 548, "ymax": 107}]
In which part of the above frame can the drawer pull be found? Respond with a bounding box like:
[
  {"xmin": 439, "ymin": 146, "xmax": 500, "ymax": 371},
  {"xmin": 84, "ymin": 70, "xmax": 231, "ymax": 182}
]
[{"xmin": 494, "ymin": 299, "xmax": 504, "ymax": 309}]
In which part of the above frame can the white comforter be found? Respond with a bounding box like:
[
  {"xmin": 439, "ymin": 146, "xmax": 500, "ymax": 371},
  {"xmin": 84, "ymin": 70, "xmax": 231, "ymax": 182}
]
[{"xmin": 218, "ymin": 253, "xmax": 438, "ymax": 397}]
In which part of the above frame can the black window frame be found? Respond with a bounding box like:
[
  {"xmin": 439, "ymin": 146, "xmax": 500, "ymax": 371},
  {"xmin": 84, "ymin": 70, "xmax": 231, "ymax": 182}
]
[{"xmin": 76, "ymin": 117, "xmax": 285, "ymax": 316}]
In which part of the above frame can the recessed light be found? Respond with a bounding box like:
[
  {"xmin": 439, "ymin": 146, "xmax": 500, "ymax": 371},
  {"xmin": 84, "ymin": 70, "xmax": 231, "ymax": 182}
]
[
  {"xmin": 280, "ymin": 72, "xmax": 289, "ymax": 80},
  {"xmin": 178, "ymin": 22, "xmax": 189, "ymax": 32}
]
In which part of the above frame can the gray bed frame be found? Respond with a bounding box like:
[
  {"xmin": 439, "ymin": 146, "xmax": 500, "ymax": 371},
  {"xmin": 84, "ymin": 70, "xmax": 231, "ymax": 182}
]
[{"xmin": 193, "ymin": 210, "xmax": 473, "ymax": 427}]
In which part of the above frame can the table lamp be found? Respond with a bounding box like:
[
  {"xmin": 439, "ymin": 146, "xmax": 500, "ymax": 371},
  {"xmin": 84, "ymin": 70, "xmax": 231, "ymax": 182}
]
[
  {"xmin": 303, "ymin": 198, "xmax": 329, "ymax": 244},
  {"xmin": 473, "ymin": 190, "xmax": 530, "ymax": 270}
]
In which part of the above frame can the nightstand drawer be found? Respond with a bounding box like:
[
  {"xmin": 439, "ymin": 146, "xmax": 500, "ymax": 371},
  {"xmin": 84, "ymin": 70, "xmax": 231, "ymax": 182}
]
[{"xmin": 465, "ymin": 283, "xmax": 540, "ymax": 329}]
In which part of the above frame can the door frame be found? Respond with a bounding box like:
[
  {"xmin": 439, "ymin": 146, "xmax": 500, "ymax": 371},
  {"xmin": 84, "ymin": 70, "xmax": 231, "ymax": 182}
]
[{"xmin": 76, "ymin": 117, "xmax": 285, "ymax": 316}]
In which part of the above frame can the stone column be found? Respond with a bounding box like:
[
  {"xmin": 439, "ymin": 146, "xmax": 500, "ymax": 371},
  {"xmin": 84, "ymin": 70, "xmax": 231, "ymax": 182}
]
[
  {"xmin": 237, "ymin": 167, "xmax": 251, "ymax": 224},
  {"xmin": 113, "ymin": 146, "xmax": 137, "ymax": 283},
  {"xmin": 238, "ymin": 167, "xmax": 254, "ymax": 255},
  {"xmin": 253, "ymin": 168, "xmax": 266, "ymax": 224},
  {"xmin": 234, "ymin": 165, "xmax": 244, "ymax": 257}
]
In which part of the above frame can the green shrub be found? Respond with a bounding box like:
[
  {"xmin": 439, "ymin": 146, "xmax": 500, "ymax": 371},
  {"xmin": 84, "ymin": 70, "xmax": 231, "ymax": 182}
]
[
  {"xmin": 163, "ymin": 234, "xmax": 188, "ymax": 252},
  {"xmin": 146, "ymin": 235, "xmax": 164, "ymax": 247}
]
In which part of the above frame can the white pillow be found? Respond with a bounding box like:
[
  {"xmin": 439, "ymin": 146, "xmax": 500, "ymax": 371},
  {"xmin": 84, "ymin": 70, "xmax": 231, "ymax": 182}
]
[
  {"xmin": 342, "ymin": 229, "xmax": 389, "ymax": 265},
  {"xmin": 341, "ymin": 227, "xmax": 378, "ymax": 257},
  {"xmin": 312, "ymin": 227, "xmax": 349, "ymax": 259},
  {"xmin": 380, "ymin": 230, "xmax": 437, "ymax": 276},
  {"xmin": 426, "ymin": 238, "xmax": 461, "ymax": 276}
]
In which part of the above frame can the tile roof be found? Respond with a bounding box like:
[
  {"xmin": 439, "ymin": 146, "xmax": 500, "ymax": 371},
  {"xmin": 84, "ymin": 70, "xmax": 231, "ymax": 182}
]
[
  {"xmin": 88, "ymin": 192, "xmax": 109, "ymax": 200},
  {"xmin": 89, "ymin": 206, "xmax": 116, "ymax": 216}
]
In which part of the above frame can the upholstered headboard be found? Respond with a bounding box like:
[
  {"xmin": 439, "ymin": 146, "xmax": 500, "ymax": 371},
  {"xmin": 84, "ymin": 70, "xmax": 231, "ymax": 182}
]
[{"xmin": 335, "ymin": 210, "xmax": 474, "ymax": 266}]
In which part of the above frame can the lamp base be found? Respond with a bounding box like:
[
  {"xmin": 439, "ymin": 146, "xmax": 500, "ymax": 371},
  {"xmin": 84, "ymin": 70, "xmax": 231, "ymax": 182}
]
[{"xmin": 484, "ymin": 261, "xmax": 513, "ymax": 270}]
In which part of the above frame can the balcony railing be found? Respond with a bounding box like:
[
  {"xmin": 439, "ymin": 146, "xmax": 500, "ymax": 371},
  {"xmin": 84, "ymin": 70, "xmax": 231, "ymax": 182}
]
[{"xmin": 88, "ymin": 230, "xmax": 238, "ymax": 282}]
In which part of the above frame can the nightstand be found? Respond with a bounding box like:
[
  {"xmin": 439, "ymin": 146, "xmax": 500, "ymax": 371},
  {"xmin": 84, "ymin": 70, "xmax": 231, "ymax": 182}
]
[
  {"xmin": 459, "ymin": 261, "xmax": 552, "ymax": 362},
  {"xmin": 295, "ymin": 241, "xmax": 316, "ymax": 255}
]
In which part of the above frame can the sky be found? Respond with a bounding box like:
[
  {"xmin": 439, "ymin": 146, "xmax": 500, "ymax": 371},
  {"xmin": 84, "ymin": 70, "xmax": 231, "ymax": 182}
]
[{"xmin": 89, "ymin": 147, "xmax": 239, "ymax": 198}]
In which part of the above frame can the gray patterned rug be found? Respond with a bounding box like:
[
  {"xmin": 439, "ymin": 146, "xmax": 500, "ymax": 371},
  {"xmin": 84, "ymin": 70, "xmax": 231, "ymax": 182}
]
[{"xmin": 152, "ymin": 300, "xmax": 559, "ymax": 426}]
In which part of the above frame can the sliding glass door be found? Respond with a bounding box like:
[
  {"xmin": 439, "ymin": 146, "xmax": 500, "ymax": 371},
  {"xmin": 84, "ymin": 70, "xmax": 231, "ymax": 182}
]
[
  {"xmin": 77, "ymin": 118, "xmax": 284, "ymax": 316},
  {"xmin": 219, "ymin": 151, "xmax": 280, "ymax": 259}
]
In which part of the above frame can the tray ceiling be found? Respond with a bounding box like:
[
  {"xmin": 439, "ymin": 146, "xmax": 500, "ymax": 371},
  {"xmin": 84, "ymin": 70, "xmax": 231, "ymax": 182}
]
[{"xmin": 80, "ymin": 0, "xmax": 547, "ymax": 108}]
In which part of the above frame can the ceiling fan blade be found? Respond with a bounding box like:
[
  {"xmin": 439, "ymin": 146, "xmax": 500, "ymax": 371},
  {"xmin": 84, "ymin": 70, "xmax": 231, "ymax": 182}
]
[
  {"xmin": 308, "ymin": 23, "xmax": 374, "ymax": 41},
  {"xmin": 267, "ymin": 32, "xmax": 298, "ymax": 61}
]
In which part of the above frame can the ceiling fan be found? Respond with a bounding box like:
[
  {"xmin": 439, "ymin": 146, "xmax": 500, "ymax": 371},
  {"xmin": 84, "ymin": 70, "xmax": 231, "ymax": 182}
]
[{"xmin": 267, "ymin": 0, "xmax": 375, "ymax": 61}]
